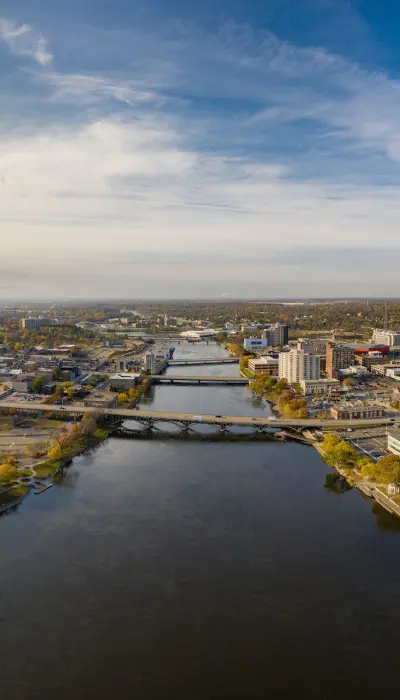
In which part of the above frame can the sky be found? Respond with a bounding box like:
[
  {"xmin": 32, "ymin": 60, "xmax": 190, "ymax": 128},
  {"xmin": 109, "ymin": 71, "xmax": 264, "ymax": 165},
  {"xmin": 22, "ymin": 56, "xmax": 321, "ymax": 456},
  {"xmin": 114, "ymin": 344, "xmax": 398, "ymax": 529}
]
[{"xmin": 1, "ymin": 0, "xmax": 400, "ymax": 299}]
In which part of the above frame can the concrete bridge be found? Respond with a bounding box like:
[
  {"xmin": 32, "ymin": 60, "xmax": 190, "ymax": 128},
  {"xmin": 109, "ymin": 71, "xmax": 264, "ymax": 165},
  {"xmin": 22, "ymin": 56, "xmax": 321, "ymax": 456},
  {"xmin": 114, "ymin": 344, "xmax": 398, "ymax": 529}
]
[
  {"xmin": 0, "ymin": 400, "xmax": 396, "ymax": 432},
  {"xmin": 151, "ymin": 375, "xmax": 248, "ymax": 386},
  {"xmin": 167, "ymin": 357, "xmax": 239, "ymax": 366}
]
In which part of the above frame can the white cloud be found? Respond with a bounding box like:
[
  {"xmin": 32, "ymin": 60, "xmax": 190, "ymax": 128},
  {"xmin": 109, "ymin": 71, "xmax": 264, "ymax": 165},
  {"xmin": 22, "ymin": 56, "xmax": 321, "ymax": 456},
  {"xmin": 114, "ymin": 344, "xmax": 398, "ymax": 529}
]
[
  {"xmin": 2, "ymin": 14, "xmax": 400, "ymax": 296},
  {"xmin": 0, "ymin": 17, "xmax": 52, "ymax": 65}
]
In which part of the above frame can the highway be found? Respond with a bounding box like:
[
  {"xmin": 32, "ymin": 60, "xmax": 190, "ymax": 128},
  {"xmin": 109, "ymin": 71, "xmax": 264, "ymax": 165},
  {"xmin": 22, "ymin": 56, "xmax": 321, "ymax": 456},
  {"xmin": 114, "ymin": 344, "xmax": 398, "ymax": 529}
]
[{"xmin": 0, "ymin": 400, "xmax": 398, "ymax": 429}]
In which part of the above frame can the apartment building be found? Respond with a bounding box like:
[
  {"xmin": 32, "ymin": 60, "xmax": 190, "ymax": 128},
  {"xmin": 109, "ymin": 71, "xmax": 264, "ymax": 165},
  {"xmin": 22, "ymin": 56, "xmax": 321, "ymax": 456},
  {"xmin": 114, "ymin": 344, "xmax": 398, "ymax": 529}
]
[
  {"xmin": 279, "ymin": 350, "xmax": 320, "ymax": 384},
  {"xmin": 326, "ymin": 343, "xmax": 355, "ymax": 378}
]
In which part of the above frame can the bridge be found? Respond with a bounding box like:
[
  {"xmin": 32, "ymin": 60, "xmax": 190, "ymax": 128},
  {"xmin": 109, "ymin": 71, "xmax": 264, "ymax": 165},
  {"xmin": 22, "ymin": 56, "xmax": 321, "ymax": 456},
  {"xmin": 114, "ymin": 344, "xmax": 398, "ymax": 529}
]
[
  {"xmin": 167, "ymin": 357, "xmax": 239, "ymax": 366},
  {"xmin": 0, "ymin": 400, "xmax": 396, "ymax": 432},
  {"xmin": 151, "ymin": 375, "xmax": 248, "ymax": 385}
]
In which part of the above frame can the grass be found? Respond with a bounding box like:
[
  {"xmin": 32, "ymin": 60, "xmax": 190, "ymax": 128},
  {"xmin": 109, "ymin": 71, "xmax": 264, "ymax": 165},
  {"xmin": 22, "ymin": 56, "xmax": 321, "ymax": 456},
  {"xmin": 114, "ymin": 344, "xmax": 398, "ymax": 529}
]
[
  {"xmin": 17, "ymin": 469, "xmax": 34, "ymax": 477},
  {"xmin": 33, "ymin": 425, "xmax": 111, "ymax": 478},
  {"xmin": 34, "ymin": 460, "xmax": 61, "ymax": 477},
  {"xmin": 0, "ymin": 484, "xmax": 29, "ymax": 505}
]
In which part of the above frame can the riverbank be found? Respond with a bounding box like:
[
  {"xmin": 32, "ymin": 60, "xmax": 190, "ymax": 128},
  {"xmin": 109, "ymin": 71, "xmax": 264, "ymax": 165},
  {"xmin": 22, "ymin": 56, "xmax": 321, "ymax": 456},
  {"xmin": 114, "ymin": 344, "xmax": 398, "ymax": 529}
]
[
  {"xmin": 312, "ymin": 440, "xmax": 400, "ymax": 519},
  {"xmin": 0, "ymin": 423, "xmax": 115, "ymax": 512}
]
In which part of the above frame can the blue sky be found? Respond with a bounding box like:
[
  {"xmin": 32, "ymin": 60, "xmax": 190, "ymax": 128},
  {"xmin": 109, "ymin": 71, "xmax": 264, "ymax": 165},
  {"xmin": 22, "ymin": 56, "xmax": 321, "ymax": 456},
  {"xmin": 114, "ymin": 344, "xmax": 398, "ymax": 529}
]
[{"xmin": 1, "ymin": 0, "xmax": 400, "ymax": 298}]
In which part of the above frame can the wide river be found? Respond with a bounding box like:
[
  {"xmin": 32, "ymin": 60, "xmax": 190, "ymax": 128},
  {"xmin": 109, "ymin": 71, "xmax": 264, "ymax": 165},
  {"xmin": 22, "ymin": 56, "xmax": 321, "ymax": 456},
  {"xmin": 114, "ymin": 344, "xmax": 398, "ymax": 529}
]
[{"xmin": 1, "ymin": 341, "xmax": 400, "ymax": 699}]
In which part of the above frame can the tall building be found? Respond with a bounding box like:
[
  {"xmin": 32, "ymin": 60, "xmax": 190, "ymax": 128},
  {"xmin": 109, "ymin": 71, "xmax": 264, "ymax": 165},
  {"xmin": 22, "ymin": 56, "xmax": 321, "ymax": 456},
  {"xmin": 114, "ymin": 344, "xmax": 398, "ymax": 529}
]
[
  {"xmin": 326, "ymin": 343, "xmax": 355, "ymax": 378},
  {"xmin": 21, "ymin": 317, "xmax": 52, "ymax": 330},
  {"xmin": 279, "ymin": 350, "xmax": 320, "ymax": 383},
  {"xmin": 372, "ymin": 329, "xmax": 400, "ymax": 347},
  {"xmin": 261, "ymin": 323, "xmax": 289, "ymax": 347},
  {"xmin": 144, "ymin": 351, "xmax": 156, "ymax": 374}
]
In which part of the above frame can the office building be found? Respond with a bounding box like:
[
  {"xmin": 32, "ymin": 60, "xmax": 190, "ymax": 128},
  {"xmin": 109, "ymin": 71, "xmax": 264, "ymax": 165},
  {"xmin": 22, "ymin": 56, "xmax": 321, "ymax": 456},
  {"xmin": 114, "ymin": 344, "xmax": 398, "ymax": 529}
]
[
  {"xmin": 326, "ymin": 343, "xmax": 355, "ymax": 378},
  {"xmin": 21, "ymin": 317, "xmax": 52, "ymax": 330},
  {"xmin": 300, "ymin": 378, "xmax": 339, "ymax": 396},
  {"xmin": 244, "ymin": 337, "xmax": 271, "ymax": 352},
  {"xmin": 331, "ymin": 405, "xmax": 386, "ymax": 420},
  {"xmin": 110, "ymin": 373, "xmax": 141, "ymax": 391},
  {"xmin": 372, "ymin": 329, "xmax": 400, "ymax": 347},
  {"xmin": 248, "ymin": 356, "xmax": 279, "ymax": 377},
  {"xmin": 297, "ymin": 338, "xmax": 328, "ymax": 354},
  {"xmin": 144, "ymin": 351, "xmax": 156, "ymax": 374},
  {"xmin": 279, "ymin": 350, "xmax": 320, "ymax": 383},
  {"xmin": 261, "ymin": 323, "xmax": 289, "ymax": 347},
  {"xmin": 388, "ymin": 431, "xmax": 400, "ymax": 456}
]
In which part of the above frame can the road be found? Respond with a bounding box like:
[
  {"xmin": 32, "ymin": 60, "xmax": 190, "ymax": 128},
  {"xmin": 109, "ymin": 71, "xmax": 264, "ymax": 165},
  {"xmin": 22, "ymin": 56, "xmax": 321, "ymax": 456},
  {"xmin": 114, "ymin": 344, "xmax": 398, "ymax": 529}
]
[{"xmin": 0, "ymin": 400, "xmax": 398, "ymax": 429}]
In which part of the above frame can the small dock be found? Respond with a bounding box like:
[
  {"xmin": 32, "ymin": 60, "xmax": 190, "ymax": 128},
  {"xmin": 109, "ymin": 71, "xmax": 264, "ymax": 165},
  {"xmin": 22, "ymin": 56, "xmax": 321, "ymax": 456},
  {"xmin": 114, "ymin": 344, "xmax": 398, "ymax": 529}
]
[{"xmin": 34, "ymin": 483, "xmax": 53, "ymax": 495}]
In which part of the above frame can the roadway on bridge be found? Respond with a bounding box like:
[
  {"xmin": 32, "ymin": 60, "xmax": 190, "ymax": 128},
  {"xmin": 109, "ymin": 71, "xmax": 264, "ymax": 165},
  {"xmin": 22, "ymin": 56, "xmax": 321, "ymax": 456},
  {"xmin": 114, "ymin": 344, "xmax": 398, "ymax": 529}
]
[
  {"xmin": 0, "ymin": 400, "xmax": 397, "ymax": 430},
  {"xmin": 151, "ymin": 375, "xmax": 248, "ymax": 384}
]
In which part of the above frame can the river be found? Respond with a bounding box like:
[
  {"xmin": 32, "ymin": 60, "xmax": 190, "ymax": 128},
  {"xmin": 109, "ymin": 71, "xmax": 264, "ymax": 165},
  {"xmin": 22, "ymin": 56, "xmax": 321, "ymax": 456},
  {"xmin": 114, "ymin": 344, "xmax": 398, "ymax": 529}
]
[{"xmin": 1, "ymin": 341, "xmax": 400, "ymax": 699}]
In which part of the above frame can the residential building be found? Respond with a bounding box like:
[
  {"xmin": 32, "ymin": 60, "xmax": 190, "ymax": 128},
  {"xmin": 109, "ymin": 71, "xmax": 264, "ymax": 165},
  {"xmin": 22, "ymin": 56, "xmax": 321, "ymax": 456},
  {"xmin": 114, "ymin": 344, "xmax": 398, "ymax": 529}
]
[
  {"xmin": 372, "ymin": 329, "xmax": 400, "ymax": 347},
  {"xmin": 21, "ymin": 317, "xmax": 52, "ymax": 330},
  {"xmin": 279, "ymin": 350, "xmax": 320, "ymax": 383},
  {"xmin": 248, "ymin": 356, "xmax": 279, "ymax": 377},
  {"xmin": 388, "ymin": 431, "xmax": 400, "ymax": 456},
  {"xmin": 326, "ymin": 343, "xmax": 355, "ymax": 378},
  {"xmin": 330, "ymin": 405, "xmax": 386, "ymax": 420},
  {"xmin": 300, "ymin": 378, "xmax": 340, "ymax": 396},
  {"xmin": 110, "ymin": 373, "xmax": 141, "ymax": 391}
]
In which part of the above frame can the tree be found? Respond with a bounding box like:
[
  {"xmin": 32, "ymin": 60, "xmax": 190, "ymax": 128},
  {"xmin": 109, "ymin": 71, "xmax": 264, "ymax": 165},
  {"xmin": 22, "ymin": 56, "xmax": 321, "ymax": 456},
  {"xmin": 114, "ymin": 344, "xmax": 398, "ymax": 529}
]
[
  {"xmin": 31, "ymin": 376, "xmax": 47, "ymax": 393},
  {"xmin": 0, "ymin": 463, "xmax": 18, "ymax": 484},
  {"xmin": 321, "ymin": 434, "xmax": 340, "ymax": 452}
]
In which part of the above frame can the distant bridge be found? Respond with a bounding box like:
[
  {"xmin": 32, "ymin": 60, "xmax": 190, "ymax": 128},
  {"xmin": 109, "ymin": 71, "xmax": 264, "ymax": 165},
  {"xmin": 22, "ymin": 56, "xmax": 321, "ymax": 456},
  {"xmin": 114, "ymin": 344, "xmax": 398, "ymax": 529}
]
[
  {"xmin": 151, "ymin": 375, "xmax": 248, "ymax": 386},
  {"xmin": 167, "ymin": 357, "xmax": 239, "ymax": 366}
]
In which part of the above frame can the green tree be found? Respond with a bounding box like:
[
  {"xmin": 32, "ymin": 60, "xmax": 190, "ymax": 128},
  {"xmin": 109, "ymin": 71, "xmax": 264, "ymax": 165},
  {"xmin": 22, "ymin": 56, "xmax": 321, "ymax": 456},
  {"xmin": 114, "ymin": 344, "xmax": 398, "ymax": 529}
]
[{"xmin": 31, "ymin": 376, "xmax": 47, "ymax": 393}]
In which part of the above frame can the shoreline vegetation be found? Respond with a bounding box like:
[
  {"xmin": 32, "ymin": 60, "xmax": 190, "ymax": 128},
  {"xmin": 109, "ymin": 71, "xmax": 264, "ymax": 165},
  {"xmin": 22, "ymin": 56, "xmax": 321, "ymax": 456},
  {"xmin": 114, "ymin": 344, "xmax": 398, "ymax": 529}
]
[{"xmin": 0, "ymin": 415, "xmax": 114, "ymax": 512}]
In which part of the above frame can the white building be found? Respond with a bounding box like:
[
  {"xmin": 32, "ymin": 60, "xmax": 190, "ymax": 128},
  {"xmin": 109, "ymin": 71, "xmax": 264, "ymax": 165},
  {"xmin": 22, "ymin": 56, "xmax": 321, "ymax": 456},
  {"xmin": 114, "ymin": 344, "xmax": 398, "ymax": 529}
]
[
  {"xmin": 243, "ymin": 337, "xmax": 270, "ymax": 352},
  {"xmin": 300, "ymin": 378, "xmax": 340, "ymax": 396},
  {"xmin": 279, "ymin": 350, "xmax": 320, "ymax": 383},
  {"xmin": 372, "ymin": 329, "xmax": 400, "ymax": 346},
  {"xmin": 388, "ymin": 431, "xmax": 400, "ymax": 456},
  {"xmin": 180, "ymin": 330, "xmax": 217, "ymax": 339},
  {"xmin": 248, "ymin": 356, "xmax": 279, "ymax": 377},
  {"xmin": 386, "ymin": 368, "xmax": 400, "ymax": 381}
]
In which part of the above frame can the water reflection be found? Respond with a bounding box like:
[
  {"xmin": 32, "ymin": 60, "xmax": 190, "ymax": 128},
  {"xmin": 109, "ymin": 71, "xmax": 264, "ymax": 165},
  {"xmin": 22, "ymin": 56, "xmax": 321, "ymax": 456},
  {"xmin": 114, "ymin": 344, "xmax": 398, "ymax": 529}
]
[
  {"xmin": 371, "ymin": 502, "xmax": 400, "ymax": 533},
  {"xmin": 324, "ymin": 472, "xmax": 352, "ymax": 495}
]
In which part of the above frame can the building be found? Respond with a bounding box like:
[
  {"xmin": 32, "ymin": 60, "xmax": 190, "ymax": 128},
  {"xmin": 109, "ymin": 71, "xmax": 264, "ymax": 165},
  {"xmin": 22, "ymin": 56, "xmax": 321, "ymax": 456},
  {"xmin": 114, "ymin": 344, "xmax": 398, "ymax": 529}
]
[
  {"xmin": 388, "ymin": 431, "xmax": 400, "ymax": 456},
  {"xmin": 21, "ymin": 317, "xmax": 52, "ymax": 330},
  {"xmin": 10, "ymin": 375, "xmax": 35, "ymax": 392},
  {"xmin": 297, "ymin": 338, "xmax": 328, "ymax": 354},
  {"xmin": 355, "ymin": 352, "xmax": 387, "ymax": 371},
  {"xmin": 279, "ymin": 350, "xmax": 320, "ymax": 383},
  {"xmin": 261, "ymin": 323, "xmax": 289, "ymax": 347},
  {"xmin": 326, "ymin": 343, "xmax": 355, "ymax": 378},
  {"xmin": 330, "ymin": 405, "xmax": 386, "ymax": 420},
  {"xmin": 109, "ymin": 373, "xmax": 141, "ymax": 391},
  {"xmin": 248, "ymin": 356, "xmax": 279, "ymax": 377},
  {"xmin": 386, "ymin": 368, "xmax": 400, "ymax": 381},
  {"xmin": 372, "ymin": 329, "xmax": 400, "ymax": 347},
  {"xmin": 244, "ymin": 337, "xmax": 271, "ymax": 352},
  {"xmin": 84, "ymin": 392, "xmax": 118, "ymax": 409},
  {"xmin": 300, "ymin": 378, "xmax": 340, "ymax": 396},
  {"xmin": 180, "ymin": 330, "xmax": 217, "ymax": 339},
  {"xmin": 144, "ymin": 351, "xmax": 156, "ymax": 375}
]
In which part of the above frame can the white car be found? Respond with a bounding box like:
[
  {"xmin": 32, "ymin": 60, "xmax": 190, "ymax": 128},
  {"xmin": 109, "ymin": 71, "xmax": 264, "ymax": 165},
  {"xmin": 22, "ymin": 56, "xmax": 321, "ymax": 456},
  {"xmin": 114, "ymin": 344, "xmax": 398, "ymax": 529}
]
[{"xmin": 194, "ymin": 415, "xmax": 203, "ymax": 421}]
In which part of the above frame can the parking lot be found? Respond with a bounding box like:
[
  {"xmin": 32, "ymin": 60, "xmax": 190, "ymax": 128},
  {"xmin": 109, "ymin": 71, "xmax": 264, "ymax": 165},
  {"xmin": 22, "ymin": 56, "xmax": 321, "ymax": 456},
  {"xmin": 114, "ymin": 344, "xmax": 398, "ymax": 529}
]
[{"xmin": 345, "ymin": 426, "xmax": 393, "ymax": 462}]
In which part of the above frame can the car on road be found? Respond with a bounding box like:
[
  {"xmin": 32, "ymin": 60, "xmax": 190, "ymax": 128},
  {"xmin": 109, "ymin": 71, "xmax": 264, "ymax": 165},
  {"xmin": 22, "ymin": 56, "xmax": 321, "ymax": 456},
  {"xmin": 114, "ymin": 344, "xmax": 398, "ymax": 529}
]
[{"xmin": 194, "ymin": 415, "xmax": 203, "ymax": 421}]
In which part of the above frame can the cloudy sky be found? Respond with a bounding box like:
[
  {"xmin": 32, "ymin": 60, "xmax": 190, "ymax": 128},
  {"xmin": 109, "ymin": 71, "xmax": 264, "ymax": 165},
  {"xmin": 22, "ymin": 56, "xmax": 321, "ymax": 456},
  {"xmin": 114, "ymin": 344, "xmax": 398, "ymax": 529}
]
[{"xmin": 1, "ymin": 0, "xmax": 400, "ymax": 299}]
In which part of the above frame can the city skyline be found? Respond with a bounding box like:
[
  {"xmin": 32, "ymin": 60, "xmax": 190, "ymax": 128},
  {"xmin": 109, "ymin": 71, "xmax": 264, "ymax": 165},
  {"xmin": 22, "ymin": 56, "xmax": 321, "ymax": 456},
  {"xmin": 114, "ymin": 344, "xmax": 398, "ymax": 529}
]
[{"xmin": 2, "ymin": 0, "xmax": 400, "ymax": 298}]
